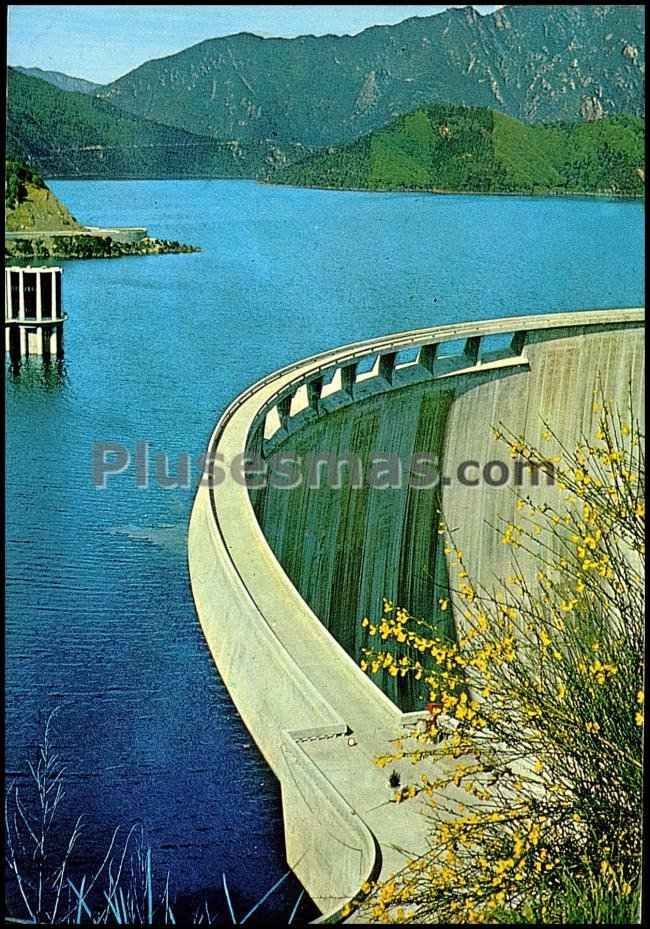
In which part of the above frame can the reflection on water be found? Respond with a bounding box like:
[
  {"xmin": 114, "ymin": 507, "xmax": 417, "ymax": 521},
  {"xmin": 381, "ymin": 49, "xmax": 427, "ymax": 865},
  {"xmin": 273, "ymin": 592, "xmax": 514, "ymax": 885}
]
[
  {"xmin": 5, "ymin": 256, "xmax": 64, "ymax": 269},
  {"xmin": 6, "ymin": 353, "xmax": 68, "ymax": 389},
  {"xmin": 4, "ymin": 179, "xmax": 644, "ymax": 921}
]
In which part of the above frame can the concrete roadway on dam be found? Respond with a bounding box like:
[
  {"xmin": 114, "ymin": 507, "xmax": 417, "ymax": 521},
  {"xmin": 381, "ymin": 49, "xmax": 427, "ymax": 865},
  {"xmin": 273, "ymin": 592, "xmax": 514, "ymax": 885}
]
[{"xmin": 188, "ymin": 308, "xmax": 644, "ymax": 921}]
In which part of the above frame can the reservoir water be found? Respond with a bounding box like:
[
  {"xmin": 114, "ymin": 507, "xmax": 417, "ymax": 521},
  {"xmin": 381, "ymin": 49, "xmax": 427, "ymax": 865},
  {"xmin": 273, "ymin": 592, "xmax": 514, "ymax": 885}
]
[{"xmin": 5, "ymin": 180, "xmax": 644, "ymax": 919}]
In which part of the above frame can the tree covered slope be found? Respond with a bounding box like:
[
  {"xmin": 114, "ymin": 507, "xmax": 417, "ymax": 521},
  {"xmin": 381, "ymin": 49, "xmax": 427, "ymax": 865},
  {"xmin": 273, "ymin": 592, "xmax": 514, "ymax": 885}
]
[
  {"xmin": 5, "ymin": 159, "xmax": 82, "ymax": 231},
  {"xmin": 7, "ymin": 69, "xmax": 308, "ymax": 178},
  {"xmin": 267, "ymin": 104, "xmax": 645, "ymax": 196}
]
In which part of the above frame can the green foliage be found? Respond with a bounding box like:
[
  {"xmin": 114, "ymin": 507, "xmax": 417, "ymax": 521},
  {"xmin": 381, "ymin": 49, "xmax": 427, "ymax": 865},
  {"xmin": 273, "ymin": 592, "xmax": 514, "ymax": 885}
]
[
  {"xmin": 358, "ymin": 400, "xmax": 644, "ymax": 924},
  {"xmin": 491, "ymin": 868, "xmax": 641, "ymax": 924},
  {"xmin": 271, "ymin": 103, "xmax": 645, "ymax": 197},
  {"xmin": 7, "ymin": 68, "xmax": 308, "ymax": 179},
  {"xmin": 5, "ymin": 233, "xmax": 200, "ymax": 261},
  {"xmin": 369, "ymin": 110, "xmax": 436, "ymax": 189},
  {"xmin": 5, "ymin": 158, "xmax": 45, "ymax": 209}
]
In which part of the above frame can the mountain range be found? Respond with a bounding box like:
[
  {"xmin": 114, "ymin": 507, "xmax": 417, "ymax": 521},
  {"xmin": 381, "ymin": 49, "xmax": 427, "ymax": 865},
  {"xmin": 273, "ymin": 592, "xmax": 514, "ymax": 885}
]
[
  {"xmin": 96, "ymin": 4, "xmax": 644, "ymax": 147},
  {"xmin": 6, "ymin": 4, "xmax": 645, "ymax": 187}
]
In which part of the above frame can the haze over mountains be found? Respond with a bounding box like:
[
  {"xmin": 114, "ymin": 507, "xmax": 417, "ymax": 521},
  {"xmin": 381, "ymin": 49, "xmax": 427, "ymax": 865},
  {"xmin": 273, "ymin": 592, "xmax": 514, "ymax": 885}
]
[
  {"xmin": 7, "ymin": 4, "xmax": 645, "ymax": 188},
  {"xmin": 13, "ymin": 66, "xmax": 101, "ymax": 95},
  {"xmin": 7, "ymin": 69, "xmax": 308, "ymax": 178},
  {"xmin": 96, "ymin": 5, "xmax": 644, "ymax": 146}
]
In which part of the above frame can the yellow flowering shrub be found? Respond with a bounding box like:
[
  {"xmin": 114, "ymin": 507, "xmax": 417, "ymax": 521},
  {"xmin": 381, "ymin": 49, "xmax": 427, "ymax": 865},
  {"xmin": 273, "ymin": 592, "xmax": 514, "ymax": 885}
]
[{"xmin": 358, "ymin": 399, "xmax": 644, "ymax": 924}]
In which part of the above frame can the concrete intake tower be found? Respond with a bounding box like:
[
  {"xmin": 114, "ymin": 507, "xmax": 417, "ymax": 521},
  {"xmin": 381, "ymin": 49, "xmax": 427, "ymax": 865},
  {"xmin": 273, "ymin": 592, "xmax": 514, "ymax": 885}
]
[{"xmin": 5, "ymin": 265, "xmax": 66, "ymax": 357}]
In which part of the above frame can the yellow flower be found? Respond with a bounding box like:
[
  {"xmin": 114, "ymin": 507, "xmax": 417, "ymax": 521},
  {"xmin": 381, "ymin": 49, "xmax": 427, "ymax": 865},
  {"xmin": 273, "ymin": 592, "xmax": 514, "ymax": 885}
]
[
  {"xmin": 637, "ymin": 691, "xmax": 644, "ymax": 705},
  {"xmin": 586, "ymin": 721, "xmax": 600, "ymax": 733},
  {"xmin": 439, "ymin": 597, "xmax": 449, "ymax": 611},
  {"xmin": 502, "ymin": 523, "xmax": 517, "ymax": 545},
  {"xmin": 635, "ymin": 711, "xmax": 644, "ymax": 727},
  {"xmin": 459, "ymin": 583, "xmax": 476, "ymax": 604},
  {"xmin": 588, "ymin": 659, "xmax": 617, "ymax": 685}
]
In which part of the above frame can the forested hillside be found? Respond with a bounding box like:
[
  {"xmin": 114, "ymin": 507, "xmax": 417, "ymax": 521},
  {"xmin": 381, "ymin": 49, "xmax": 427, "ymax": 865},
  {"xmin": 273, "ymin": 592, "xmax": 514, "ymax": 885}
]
[
  {"xmin": 7, "ymin": 69, "xmax": 308, "ymax": 178},
  {"xmin": 268, "ymin": 104, "xmax": 645, "ymax": 197}
]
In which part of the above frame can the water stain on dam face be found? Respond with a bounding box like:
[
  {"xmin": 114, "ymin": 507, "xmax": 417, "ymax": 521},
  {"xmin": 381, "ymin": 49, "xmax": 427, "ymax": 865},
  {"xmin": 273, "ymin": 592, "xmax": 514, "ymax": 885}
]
[
  {"xmin": 254, "ymin": 382, "xmax": 460, "ymax": 710},
  {"xmin": 250, "ymin": 323, "xmax": 645, "ymax": 713}
]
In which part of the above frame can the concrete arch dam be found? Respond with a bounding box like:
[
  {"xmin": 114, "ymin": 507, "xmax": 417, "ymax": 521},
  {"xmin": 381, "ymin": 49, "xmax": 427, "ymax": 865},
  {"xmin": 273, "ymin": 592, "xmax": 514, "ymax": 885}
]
[{"xmin": 188, "ymin": 309, "xmax": 644, "ymax": 921}]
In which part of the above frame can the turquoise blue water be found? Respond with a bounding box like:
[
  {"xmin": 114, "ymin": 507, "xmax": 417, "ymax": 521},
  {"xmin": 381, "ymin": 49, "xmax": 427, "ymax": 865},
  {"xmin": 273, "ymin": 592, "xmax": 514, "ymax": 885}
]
[{"xmin": 4, "ymin": 180, "xmax": 644, "ymax": 919}]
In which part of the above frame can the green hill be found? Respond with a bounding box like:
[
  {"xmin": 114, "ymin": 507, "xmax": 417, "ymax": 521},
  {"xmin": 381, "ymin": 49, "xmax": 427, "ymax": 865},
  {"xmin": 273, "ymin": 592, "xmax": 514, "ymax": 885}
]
[
  {"xmin": 5, "ymin": 160, "xmax": 199, "ymax": 260},
  {"xmin": 267, "ymin": 104, "xmax": 645, "ymax": 197},
  {"xmin": 7, "ymin": 68, "xmax": 308, "ymax": 179},
  {"xmin": 5, "ymin": 159, "xmax": 82, "ymax": 231}
]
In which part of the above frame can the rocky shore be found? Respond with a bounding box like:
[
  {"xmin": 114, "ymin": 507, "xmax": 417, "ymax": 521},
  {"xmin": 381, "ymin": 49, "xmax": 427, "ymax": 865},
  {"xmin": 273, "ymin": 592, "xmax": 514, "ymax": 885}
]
[{"xmin": 5, "ymin": 233, "xmax": 200, "ymax": 261}]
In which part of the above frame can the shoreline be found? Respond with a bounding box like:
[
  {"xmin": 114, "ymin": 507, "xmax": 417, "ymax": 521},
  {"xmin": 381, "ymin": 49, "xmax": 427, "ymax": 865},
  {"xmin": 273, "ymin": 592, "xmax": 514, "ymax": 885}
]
[
  {"xmin": 258, "ymin": 179, "xmax": 645, "ymax": 202},
  {"xmin": 4, "ymin": 232, "xmax": 200, "ymax": 261},
  {"xmin": 44, "ymin": 174, "xmax": 644, "ymax": 202}
]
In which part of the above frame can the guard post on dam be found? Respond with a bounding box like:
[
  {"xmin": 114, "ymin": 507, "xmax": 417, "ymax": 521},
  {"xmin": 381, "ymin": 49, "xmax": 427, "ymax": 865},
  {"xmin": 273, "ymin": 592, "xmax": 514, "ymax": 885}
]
[{"xmin": 5, "ymin": 265, "xmax": 66, "ymax": 358}]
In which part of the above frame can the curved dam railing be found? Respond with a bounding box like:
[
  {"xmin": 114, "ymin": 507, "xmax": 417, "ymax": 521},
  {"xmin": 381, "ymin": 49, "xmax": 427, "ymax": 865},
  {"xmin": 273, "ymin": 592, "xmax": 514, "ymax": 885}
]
[{"xmin": 188, "ymin": 308, "xmax": 644, "ymax": 921}]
